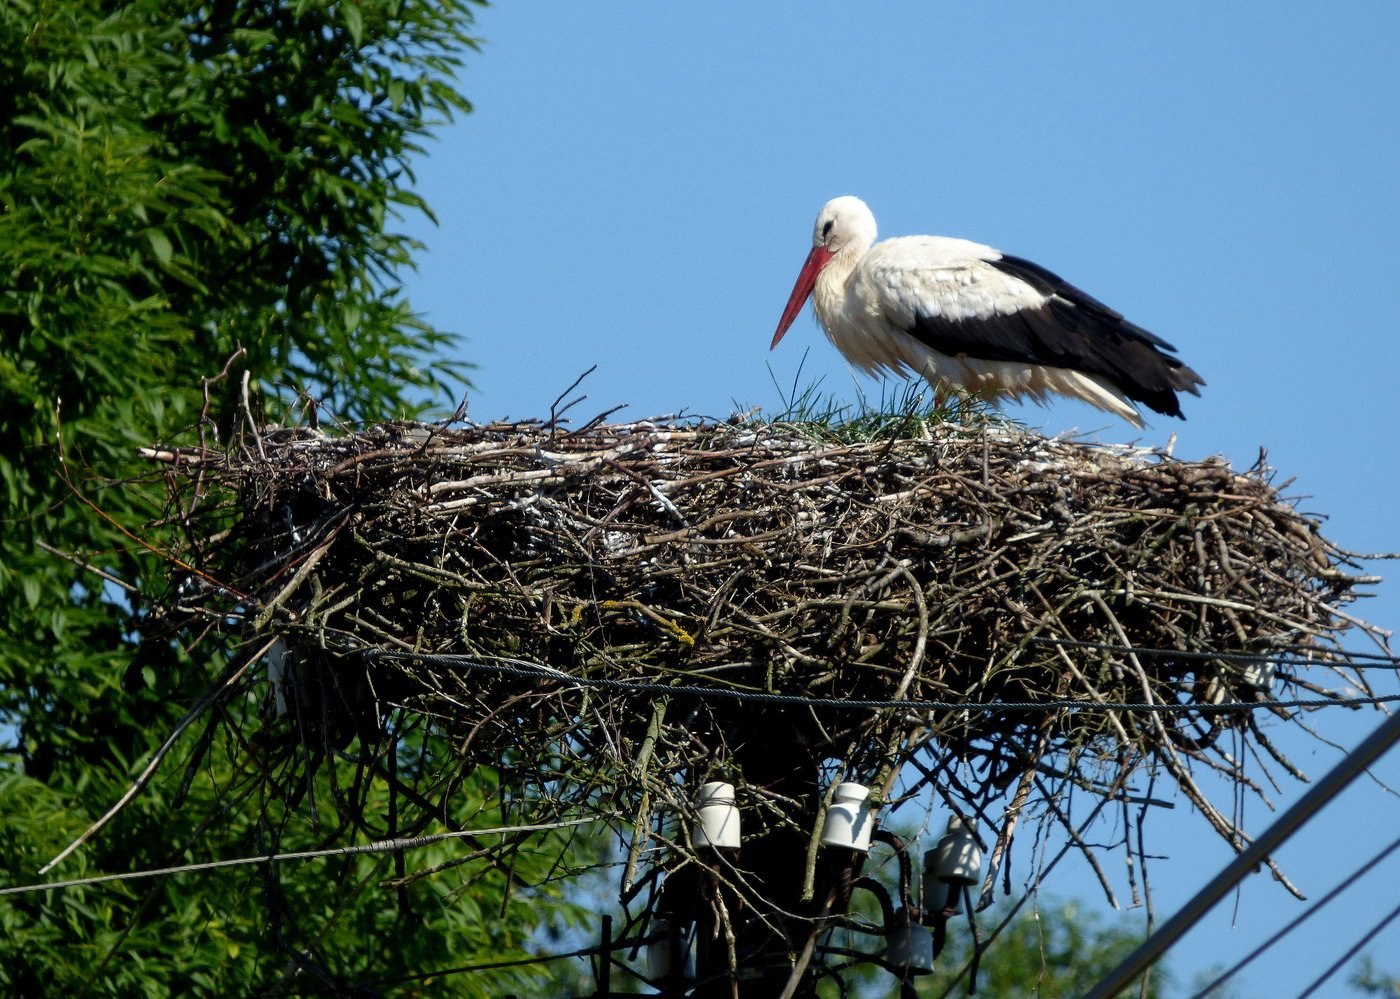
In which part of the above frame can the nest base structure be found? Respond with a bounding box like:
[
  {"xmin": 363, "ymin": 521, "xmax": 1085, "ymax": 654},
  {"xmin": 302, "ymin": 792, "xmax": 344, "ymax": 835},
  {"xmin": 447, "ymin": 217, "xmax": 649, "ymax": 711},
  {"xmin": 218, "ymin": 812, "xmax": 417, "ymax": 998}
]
[{"xmin": 150, "ymin": 415, "xmax": 1383, "ymax": 993}]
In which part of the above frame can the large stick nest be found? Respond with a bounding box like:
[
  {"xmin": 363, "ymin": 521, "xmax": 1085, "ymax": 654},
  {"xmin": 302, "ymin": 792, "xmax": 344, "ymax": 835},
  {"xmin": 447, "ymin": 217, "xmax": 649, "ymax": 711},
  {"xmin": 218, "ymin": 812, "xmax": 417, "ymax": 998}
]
[{"xmin": 150, "ymin": 414, "xmax": 1383, "ymax": 916}]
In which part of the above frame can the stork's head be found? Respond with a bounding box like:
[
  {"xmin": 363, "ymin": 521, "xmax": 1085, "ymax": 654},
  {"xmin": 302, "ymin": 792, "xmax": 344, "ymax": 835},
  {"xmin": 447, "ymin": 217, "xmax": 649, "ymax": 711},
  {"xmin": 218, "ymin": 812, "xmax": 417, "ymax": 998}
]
[
  {"xmin": 773, "ymin": 196, "xmax": 878, "ymax": 349},
  {"xmin": 811, "ymin": 196, "xmax": 878, "ymax": 255}
]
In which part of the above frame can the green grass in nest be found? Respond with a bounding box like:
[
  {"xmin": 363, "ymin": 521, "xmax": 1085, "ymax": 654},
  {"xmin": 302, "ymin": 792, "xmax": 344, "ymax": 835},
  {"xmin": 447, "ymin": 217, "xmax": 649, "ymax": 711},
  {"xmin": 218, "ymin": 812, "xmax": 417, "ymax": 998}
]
[{"xmin": 744, "ymin": 352, "xmax": 1003, "ymax": 445}]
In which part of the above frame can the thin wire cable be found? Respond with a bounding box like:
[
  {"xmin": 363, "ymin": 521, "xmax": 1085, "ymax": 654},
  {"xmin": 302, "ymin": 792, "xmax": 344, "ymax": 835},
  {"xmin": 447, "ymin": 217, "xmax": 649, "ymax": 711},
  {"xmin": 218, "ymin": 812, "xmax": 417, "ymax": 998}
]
[
  {"xmin": 367, "ymin": 649, "xmax": 1400, "ymax": 714},
  {"xmin": 370, "ymin": 929, "xmax": 662, "ymax": 988},
  {"xmin": 373, "ymin": 942, "xmax": 600, "ymax": 984},
  {"xmin": 1027, "ymin": 636, "xmax": 1400, "ymax": 669},
  {"xmin": 1186, "ymin": 831, "xmax": 1400, "ymax": 998},
  {"xmin": 1294, "ymin": 898, "xmax": 1400, "ymax": 999},
  {"xmin": 0, "ymin": 814, "xmax": 615, "ymax": 898},
  {"xmin": 1083, "ymin": 707, "xmax": 1400, "ymax": 999}
]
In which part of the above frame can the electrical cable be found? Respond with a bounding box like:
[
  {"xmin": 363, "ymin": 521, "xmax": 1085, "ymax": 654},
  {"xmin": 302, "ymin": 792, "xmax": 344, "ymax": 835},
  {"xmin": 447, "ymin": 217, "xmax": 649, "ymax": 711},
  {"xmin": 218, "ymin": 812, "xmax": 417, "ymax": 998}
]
[
  {"xmin": 1185, "ymin": 830, "xmax": 1400, "ymax": 998},
  {"xmin": 365, "ymin": 648, "xmax": 1400, "ymax": 714},
  {"xmin": 25, "ymin": 637, "xmax": 1377, "ymax": 980},
  {"xmin": 1082, "ymin": 707, "xmax": 1400, "ymax": 999},
  {"xmin": 0, "ymin": 814, "xmax": 615, "ymax": 898},
  {"xmin": 1027, "ymin": 635, "xmax": 1400, "ymax": 669},
  {"xmin": 372, "ymin": 941, "xmax": 600, "ymax": 985},
  {"xmin": 1293, "ymin": 898, "xmax": 1400, "ymax": 999}
]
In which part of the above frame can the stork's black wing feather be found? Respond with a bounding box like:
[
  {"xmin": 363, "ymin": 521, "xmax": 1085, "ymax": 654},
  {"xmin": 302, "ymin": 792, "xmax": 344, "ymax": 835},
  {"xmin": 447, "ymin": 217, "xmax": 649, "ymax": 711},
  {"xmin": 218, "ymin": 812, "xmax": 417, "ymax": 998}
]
[
  {"xmin": 904, "ymin": 253, "xmax": 1205, "ymax": 419},
  {"xmin": 992, "ymin": 254, "xmax": 1182, "ymax": 352}
]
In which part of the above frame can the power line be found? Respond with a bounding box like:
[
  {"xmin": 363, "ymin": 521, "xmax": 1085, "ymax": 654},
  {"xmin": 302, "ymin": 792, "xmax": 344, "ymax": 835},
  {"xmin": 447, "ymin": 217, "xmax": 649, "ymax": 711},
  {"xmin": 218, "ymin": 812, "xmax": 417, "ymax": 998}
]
[
  {"xmin": 0, "ymin": 814, "xmax": 614, "ymax": 898},
  {"xmin": 1082, "ymin": 707, "xmax": 1400, "ymax": 999},
  {"xmin": 1185, "ymin": 831, "xmax": 1400, "ymax": 998},
  {"xmin": 367, "ymin": 649, "xmax": 1400, "ymax": 714},
  {"xmin": 1027, "ymin": 635, "xmax": 1400, "ymax": 669},
  {"xmin": 373, "ymin": 942, "xmax": 601, "ymax": 985},
  {"xmin": 1294, "ymin": 898, "xmax": 1400, "ymax": 999}
]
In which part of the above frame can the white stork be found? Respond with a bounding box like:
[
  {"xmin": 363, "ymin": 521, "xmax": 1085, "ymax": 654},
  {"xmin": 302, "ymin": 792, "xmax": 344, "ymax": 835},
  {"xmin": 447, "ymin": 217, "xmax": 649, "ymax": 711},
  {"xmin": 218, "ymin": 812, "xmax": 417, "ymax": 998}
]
[{"xmin": 772, "ymin": 196, "xmax": 1204, "ymax": 426}]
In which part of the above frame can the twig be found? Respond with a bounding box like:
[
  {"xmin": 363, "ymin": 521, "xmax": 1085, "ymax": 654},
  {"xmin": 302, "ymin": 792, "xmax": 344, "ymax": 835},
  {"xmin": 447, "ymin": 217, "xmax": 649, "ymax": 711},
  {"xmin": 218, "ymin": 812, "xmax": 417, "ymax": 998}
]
[{"xmin": 38, "ymin": 639, "xmax": 273, "ymax": 875}]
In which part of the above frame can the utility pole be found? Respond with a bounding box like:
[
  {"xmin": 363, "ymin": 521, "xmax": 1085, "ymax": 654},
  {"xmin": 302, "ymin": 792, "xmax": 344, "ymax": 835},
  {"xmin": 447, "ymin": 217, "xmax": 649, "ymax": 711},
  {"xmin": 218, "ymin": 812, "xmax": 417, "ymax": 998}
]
[{"xmin": 690, "ymin": 730, "xmax": 843, "ymax": 998}]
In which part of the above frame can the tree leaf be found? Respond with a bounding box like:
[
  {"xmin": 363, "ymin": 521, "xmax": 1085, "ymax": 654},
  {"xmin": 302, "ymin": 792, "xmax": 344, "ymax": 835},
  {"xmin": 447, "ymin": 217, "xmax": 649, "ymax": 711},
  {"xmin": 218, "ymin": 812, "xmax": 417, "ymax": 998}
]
[{"xmin": 145, "ymin": 229, "xmax": 173, "ymax": 266}]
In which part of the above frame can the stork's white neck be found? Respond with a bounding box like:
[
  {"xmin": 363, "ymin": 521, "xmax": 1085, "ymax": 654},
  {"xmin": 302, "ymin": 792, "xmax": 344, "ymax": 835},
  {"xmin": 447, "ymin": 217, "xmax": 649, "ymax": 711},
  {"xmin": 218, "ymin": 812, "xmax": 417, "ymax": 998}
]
[{"xmin": 813, "ymin": 241, "xmax": 868, "ymax": 333}]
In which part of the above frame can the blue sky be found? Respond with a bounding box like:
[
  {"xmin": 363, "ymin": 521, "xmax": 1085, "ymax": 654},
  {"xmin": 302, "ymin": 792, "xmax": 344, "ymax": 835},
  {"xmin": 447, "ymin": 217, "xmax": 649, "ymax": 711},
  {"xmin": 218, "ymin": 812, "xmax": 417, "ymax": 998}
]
[{"xmin": 399, "ymin": 3, "xmax": 1400, "ymax": 994}]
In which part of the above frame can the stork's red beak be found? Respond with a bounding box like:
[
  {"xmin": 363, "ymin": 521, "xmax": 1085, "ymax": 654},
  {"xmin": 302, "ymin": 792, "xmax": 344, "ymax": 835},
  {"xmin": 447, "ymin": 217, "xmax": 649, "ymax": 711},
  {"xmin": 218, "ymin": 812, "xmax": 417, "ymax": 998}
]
[{"xmin": 771, "ymin": 245, "xmax": 834, "ymax": 349}]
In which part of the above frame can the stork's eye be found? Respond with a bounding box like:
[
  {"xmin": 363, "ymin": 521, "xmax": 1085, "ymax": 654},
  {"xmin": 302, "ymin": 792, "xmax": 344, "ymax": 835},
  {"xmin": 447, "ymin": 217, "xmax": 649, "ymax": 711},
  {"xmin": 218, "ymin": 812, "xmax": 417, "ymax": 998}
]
[{"xmin": 821, "ymin": 219, "xmax": 834, "ymax": 239}]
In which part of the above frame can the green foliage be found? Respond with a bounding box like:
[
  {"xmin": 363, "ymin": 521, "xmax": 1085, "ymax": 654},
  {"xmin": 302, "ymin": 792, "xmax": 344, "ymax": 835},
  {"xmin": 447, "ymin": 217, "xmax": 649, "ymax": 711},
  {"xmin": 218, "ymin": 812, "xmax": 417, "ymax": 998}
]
[
  {"xmin": 0, "ymin": 2, "xmax": 592, "ymax": 995},
  {"xmin": 928, "ymin": 898, "xmax": 1167, "ymax": 999},
  {"xmin": 1352, "ymin": 955, "xmax": 1400, "ymax": 996},
  {"xmin": 817, "ymin": 896, "xmax": 1167, "ymax": 998}
]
